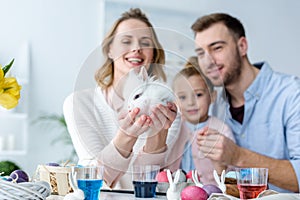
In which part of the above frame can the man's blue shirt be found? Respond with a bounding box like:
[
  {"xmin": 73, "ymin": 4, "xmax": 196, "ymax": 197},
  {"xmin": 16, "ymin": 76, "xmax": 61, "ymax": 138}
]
[{"xmin": 223, "ymin": 62, "xmax": 300, "ymax": 193}]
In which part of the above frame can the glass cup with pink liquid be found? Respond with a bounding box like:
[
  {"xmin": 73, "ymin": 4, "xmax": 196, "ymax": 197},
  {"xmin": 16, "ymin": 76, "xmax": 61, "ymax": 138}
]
[{"xmin": 235, "ymin": 168, "xmax": 268, "ymax": 200}]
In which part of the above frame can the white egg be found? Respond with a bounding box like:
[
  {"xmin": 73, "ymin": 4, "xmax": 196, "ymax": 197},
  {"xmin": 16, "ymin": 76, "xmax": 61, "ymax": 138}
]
[{"xmin": 63, "ymin": 189, "xmax": 85, "ymax": 200}]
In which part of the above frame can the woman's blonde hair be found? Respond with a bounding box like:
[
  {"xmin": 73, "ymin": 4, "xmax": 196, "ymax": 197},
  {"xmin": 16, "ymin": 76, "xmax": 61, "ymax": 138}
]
[{"xmin": 95, "ymin": 8, "xmax": 166, "ymax": 89}]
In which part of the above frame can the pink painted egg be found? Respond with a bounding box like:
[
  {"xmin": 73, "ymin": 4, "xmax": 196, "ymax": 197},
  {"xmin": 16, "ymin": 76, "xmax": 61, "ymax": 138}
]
[{"xmin": 181, "ymin": 185, "xmax": 208, "ymax": 200}]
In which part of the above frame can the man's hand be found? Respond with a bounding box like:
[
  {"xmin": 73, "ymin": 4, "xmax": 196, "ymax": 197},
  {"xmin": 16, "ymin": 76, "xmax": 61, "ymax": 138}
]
[{"xmin": 196, "ymin": 127, "xmax": 239, "ymax": 165}]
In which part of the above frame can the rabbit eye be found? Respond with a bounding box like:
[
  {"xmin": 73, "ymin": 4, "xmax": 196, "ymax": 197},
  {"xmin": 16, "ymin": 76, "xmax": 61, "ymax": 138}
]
[{"xmin": 134, "ymin": 94, "xmax": 141, "ymax": 100}]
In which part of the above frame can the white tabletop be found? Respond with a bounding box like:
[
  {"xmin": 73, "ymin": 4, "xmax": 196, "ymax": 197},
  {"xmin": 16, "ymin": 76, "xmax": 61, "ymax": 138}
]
[
  {"xmin": 47, "ymin": 190, "xmax": 167, "ymax": 200},
  {"xmin": 46, "ymin": 191, "xmax": 300, "ymax": 200},
  {"xmin": 101, "ymin": 191, "xmax": 166, "ymax": 200}
]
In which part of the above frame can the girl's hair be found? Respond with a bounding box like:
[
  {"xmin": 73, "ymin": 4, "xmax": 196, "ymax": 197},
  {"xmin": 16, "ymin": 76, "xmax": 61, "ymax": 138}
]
[
  {"xmin": 173, "ymin": 64, "xmax": 214, "ymax": 93},
  {"xmin": 95, "ymin": 8, "xmax": 166, "ymax": 89},
  {"xmin": 184, "ymin": 56, "xmax": 199, "ymax": 69}
]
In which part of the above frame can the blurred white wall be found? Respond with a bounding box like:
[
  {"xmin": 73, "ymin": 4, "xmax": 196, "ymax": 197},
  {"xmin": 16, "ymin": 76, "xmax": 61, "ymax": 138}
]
[
  {"xmin": 0, "ymin": 0, "xmax": 299, "ymax": 176},
  {"xmin": 0, "ymin": 0, "xmax": 103, "ymax": 175}
]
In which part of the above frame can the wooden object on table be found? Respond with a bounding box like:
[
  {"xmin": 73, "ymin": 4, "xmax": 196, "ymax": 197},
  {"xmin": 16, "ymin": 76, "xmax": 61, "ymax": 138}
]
[
  {"xmin": 225, "ymin": 177, "xmax": 240, "ymax": 198},
  {"xmin": 37, "ymin": 165, "xmax": 73, "ymax": 196}
]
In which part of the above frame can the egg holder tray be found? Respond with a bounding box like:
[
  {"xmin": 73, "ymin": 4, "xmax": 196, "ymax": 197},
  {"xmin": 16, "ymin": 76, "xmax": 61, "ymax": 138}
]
[{"xmin": 0, "ymin": 179, "xmax": 51, "ymax": 200}]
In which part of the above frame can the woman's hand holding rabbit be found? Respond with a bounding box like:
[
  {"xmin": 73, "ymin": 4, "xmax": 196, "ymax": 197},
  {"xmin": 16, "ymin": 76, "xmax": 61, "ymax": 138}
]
[
  {"xmin": 149, "ymin": 102, "xmax": 177, "ymax": 134},
  {"xmin": 114, "ymin": 108, "xmax": 152, "ymax": 157},
  {"xmin": 118, "ymin": 107, "xmax": 152, "ymax": 137}
]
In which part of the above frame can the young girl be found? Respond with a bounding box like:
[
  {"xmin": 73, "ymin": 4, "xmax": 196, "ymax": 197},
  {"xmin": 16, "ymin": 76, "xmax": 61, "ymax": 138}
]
[{"xmin": 170, "ymin": 65, "xmax": 235, "ymax": 184}]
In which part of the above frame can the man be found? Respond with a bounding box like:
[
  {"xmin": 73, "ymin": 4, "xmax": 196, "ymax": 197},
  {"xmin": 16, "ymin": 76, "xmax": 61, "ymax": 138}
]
[{"xmin": 191, "ymin": 13, "xmax": 300, "ymax": 193}]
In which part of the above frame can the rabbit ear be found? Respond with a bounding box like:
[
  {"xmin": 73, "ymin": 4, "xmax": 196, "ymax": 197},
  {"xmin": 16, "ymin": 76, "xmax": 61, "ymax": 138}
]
[
  {"xmin": 221, "ymin": 170, "xmax": 225, "ymax": 184},
  {"xmin": 174, "ymin": 170, "xmax": 180, "ymax": 184},
  {"xmin": 192, "ymin": 170, "xmax": 196, "ymax": 183},
  {"xmin": 213, "ymin": 170, "xmax": 226, "ymax": 193},
  {"xmin": 213, "ymin": 170, "xmax": 221, "ymax": 185},
  {"xmin": 192, "ymin": 170, "xmax": 203, "ymax": 187},
  {"xmin": 167, "ymin": 169, "xmax": 173, "ymax": 184},
  {"xmin": 139, "ymin": 66, "xmax": 149, "ymax": 81},
  {"xmin": 220, "ymin": 170, "xmax": 227, "ymax": 194},
  {"xmin": 69, "ymin": 170, "xmax": 78, "ymax": 190},
  {"xmin": 192, "ymin": 170, "xmax": 197, "ymax": 183}
]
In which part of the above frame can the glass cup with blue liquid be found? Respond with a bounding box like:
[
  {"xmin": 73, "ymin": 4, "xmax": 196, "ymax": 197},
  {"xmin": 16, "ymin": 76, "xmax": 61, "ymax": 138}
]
[
  {"xmin": 132, "ymin": 165, "xmax": 160, "ymax": 198},
  {"xmin": 74, "ymin": 165, "xmax": 104, "ymax": 200}
]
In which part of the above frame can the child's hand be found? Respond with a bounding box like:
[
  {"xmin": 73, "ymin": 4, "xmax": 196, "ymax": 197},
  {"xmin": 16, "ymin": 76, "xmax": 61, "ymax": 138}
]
[{"xmin": 198, "ymin": 126, "xmax": 209, "ymax": 136}]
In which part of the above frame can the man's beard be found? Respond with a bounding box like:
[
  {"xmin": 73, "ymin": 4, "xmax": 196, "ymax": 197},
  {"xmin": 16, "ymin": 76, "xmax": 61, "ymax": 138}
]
[{"xmin": 220, "ymin": 47, "xmax": 242, "ymax": 87}]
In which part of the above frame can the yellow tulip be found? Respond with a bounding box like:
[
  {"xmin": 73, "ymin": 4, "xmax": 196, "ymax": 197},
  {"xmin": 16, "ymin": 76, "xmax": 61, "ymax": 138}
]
[
  {"xmin": 0, "ymin": 66, "xmax": 3, "ymax": 78},
  {"xmin": 0, "ymin": 68, "xmax": 5, "ymax": 95},
  {"xmin": 3, "ymin": 77, "xmax": 21, "ymax": 95},
  {"xmin": 0, "ymin": 63, "xmax": 22, "ymax": 110},
  {"xmin": 0, "ymin": 92, "xmax": 19, "ymax": 109}
]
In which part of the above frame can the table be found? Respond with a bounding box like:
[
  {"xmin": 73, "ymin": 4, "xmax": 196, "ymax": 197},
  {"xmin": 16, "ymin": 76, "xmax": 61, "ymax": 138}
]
[
  {"xmin": 101, "ymin": 190, "xmax": 166, "ymax": 200},
  {"xmin": 46, "ymin": 190, "xmax": 300, "ymax": 200},
  {"xmin": 47, "ymin": 190, "xmax": 167, "ymax": 200}
]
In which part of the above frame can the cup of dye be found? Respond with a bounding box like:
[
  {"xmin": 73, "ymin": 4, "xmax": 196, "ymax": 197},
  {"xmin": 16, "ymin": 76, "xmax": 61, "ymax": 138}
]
[
  {"xmin": 74, "ymin": 165, "xmax": 104, "ymax": 200},
  {"xmin": 132, "ymin": 165, "xmax": 160, "ymax": 198},
  {"xmin": 235, "ymin": 168, "xmax": 268, "ymax": 200}
]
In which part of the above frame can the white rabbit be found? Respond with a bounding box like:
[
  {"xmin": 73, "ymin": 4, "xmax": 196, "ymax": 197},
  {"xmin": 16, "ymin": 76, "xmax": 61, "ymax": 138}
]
[
  {"xmin": 122, "ymin": 66, "xmax": 175, "ymax": 117},
  {"xmin": 166, "ymin": 169, "xmax": 181, "ymax": 200},
  {"xmin": 213, "ymin": 169, "xmax": 226, "ymax": 194}
]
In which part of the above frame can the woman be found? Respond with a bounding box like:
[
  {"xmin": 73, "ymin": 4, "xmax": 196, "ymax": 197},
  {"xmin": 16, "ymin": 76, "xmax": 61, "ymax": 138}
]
[{"xmin": 63, "ymin": 8, "xmax": 179, "ymax": 189}]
